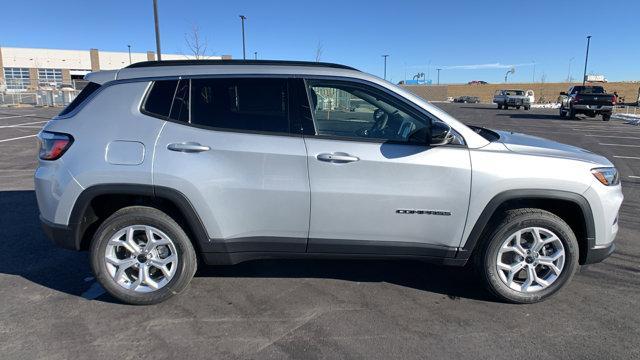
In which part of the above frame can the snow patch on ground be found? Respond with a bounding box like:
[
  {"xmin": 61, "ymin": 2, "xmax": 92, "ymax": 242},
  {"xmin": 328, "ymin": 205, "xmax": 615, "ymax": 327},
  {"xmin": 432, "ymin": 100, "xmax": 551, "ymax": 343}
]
[
  {"xmin": 532, "ymin": 103, "xmax": 560, "ymax": 109},
  {"xmin": 613, "ymin": 113, "xmax": 640, "ymax": 125}
]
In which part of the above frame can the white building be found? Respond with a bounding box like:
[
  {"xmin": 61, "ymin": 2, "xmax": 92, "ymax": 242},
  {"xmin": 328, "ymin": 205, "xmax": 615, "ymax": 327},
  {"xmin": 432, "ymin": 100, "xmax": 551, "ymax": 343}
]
[{"xmin": 0, "ymin": 47, "xmax": 231, "ymax": 92}]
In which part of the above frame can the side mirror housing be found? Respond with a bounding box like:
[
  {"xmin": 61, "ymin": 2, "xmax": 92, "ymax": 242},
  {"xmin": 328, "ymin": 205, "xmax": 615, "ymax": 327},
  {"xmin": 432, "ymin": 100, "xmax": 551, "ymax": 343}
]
[
  {"xmin": 559, "ymin": 91, "xmax": 567, "ymax": 96},
  {"xmin": 430, "ymin": 121, "xmax": 452, "ymax": 146}
]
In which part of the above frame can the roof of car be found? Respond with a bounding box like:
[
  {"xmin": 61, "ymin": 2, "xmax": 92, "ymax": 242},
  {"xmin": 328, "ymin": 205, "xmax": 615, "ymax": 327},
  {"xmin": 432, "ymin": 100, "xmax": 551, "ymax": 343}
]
[{"xmin": 126, "ymin": 59, "xmax": 358, "ymax": 71}]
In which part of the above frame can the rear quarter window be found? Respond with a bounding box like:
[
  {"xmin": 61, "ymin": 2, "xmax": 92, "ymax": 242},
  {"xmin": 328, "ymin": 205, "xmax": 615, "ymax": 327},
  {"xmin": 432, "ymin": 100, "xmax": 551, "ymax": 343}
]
[{"xmin": 58, "ymin": 82, "xmax": 101, "ymax": 116}]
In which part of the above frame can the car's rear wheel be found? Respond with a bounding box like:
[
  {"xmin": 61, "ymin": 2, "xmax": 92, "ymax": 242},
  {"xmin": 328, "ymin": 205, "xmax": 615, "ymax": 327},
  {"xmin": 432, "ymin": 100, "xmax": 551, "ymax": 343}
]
[
  {"xmin": 602, "ymin": 113, "xmax": 611, "ymax": 121},
  {"xmin": 568, "ymin": 107, "xmax": 576, "ymax": 119},
  {"xmin": 497, "ymin": 104, "xmax": 503, "ymax": 109},
  {"xmin": 516, "ymin": 106, "xmax": 521, "ymax": 109},
  {"xmin": 476, "ymin": 208, "xmax": 579, "ymax": 303},
  {"xmin": 90, "ymin": 206, "xmax": 197, "ymax": 305}
]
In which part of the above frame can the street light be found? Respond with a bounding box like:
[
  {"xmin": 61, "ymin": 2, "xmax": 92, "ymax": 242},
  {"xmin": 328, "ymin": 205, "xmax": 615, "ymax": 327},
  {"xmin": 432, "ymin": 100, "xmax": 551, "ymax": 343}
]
[
  {"xmin": 239, "ymin": 15, "xmax": 247, "ymax": 60},
  {"xmin": 152, "ymin": 0, "xmax": 162, "ymax": 60},
  {"xmin": 382, "ymin": 55, "xmax": 389, "ymax": 80},
  {"xmin": 254, "ymin": 51, "xmax": 257, "ymax": 60},
  {"xmin": 532, "ymin": 60, "xmax": 536, "ymax": 83},
  {"xmin": 582, "ymin": 35, "xmax": 592, "ymax": 85},
  {"xmin": 127, "ymin": 45, "xmax": 132, "ymax": 64},
  {"xmin": 436, "ymin": 68, "xmax": 442, "ymax": 85}
]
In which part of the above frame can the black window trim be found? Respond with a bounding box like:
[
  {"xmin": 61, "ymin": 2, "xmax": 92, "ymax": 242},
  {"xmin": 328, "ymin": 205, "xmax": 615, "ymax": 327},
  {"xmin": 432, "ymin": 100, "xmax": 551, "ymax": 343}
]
[
  {"xmin": 139, "ymin": 75, "xmax": 302, "ymax": 138},
  {"xmin": 299, "ymin": 75, "xmax": 467, "ymax": 147}
]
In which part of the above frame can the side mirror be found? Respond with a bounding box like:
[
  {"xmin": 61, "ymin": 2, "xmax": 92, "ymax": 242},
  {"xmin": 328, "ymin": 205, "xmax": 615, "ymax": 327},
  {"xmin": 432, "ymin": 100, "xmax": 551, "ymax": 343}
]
[
  {"xmin": 560, "ymin": 91, "xmax": 567, "ymax": 96},
  {"xmin": 430, "ymin": 121, "xmax": 452, "ymax": 146}
]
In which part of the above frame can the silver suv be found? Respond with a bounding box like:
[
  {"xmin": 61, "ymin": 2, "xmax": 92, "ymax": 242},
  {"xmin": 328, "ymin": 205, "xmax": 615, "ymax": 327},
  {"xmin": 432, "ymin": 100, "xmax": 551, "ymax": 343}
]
[{"xmin": 36, "ymin": 60, "xmax": 623, "ymax": 305}]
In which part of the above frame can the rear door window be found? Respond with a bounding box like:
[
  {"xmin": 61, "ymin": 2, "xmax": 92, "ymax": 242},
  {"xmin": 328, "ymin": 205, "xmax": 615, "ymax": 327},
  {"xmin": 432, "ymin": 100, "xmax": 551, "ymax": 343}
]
[
  {"xmin": 143, "ymin": 80, "xmax": 178, "ymax": 119},
  {"xmin": 190, "ymin": 78, "xmax": 289, "ymax": 134},
  {"xmin": 169, "ymin": 79, "xmax": 190, "ymax": 122}
]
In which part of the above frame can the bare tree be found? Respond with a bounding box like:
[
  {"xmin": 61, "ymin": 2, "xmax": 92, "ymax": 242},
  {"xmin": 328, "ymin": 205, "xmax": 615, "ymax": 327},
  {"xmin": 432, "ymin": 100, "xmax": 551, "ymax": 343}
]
[
  {"xmin": 184, "ymin": 25, "xmax": 208, "ymax": 59},
  {"xmin": 315, "ymin": 41, "xmax": 323, "ymax": 62}
]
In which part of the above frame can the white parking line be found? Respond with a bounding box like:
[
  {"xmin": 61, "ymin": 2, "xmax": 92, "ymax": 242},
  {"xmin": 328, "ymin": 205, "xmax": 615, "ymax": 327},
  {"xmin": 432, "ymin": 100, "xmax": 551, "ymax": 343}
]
[
  {"xmin": 0, "ymin": 114, "xmax": 36, "ymax": 120},
  {"xmin": 599, "ymin": 143, "xmax": 640, "ymax": 148},
  {"xmin": 629, "ymin": 175, "xmax": 640, "ymax": 179},
  {"xmin": 0, "ymin": 120, "xmax": 47, "ymax": 129},
  {"xmin": 585, "ymin": 134, "xmax": 640, "ymax": 139},
  {"xmin": 0, "ymin": 134, "xmax": 37, "ymax": 143},
  {"xmin": 614, "ymin": 156, "xmax": 640, "ymax": 160}
]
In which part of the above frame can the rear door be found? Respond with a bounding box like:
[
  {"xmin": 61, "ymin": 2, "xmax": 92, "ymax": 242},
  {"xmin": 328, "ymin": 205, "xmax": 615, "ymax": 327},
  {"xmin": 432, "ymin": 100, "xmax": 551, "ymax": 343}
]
[
  {"xmin": 151, "ymin": 77, "xmax": 310, "ymax": 253},
  {"xmin": 298, "ymin": 78, "xmax": 471, "ymax": 256}
]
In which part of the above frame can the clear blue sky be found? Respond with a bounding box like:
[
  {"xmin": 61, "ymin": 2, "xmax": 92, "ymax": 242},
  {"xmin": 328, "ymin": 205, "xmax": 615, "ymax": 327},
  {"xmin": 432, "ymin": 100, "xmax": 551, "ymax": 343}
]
[{"xmin": 2, "ymin": 0, "xmax": 639, "ymax": 84}]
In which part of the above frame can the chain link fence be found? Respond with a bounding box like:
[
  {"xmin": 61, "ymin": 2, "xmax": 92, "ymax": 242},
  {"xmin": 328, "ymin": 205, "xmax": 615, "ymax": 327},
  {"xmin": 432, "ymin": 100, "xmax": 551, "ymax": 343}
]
[{"xmin": 0, "ymin": 89, "xmax": 80, "ymax": 107}]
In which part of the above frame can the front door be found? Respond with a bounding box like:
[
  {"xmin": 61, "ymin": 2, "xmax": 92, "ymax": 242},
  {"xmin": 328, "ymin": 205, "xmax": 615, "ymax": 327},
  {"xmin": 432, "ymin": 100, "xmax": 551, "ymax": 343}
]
[{"xmin": 301, "ymin": 79, "xmax": 471, "ymax": 256}]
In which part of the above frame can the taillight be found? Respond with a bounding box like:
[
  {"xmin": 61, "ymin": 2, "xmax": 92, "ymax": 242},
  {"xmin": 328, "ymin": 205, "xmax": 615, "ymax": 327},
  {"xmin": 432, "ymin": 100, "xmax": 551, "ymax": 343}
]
[
  {"xmin": 612, "ymin": 96, "xmax": 616, "ymax": 105},
  {"xmin": 38, "ymin": 131, "xmax": 73, "ymax": 160}
]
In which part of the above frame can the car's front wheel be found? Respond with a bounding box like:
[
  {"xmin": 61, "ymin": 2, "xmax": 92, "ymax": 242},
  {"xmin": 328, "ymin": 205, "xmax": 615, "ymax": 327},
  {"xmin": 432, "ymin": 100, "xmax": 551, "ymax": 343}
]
[
  {"xmin": 477, "ymin": 208, "xmax": 579, "ymax": 303},
  {"xmin": 90, "ymin": 206, "xmax": 197, "ymax": 305}
]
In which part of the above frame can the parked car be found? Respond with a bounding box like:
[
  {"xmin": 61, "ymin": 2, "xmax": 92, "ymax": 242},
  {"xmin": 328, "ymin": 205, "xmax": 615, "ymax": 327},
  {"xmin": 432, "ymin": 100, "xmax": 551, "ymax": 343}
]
[
  {"xmin": 493, "ymin": 89, "xmax": 531, "ymax": 110},
  {"xmin": 37, "ymin": 60, "xmax": 622, "ymax": 305},
  {"xmin": 454, "ymin": 96, "xmax": 480, "ymax": 103},
  {"xmin": 559, "ymin": 86, "xmax": 615, "ymax": 121},
  {"xmin": 468, "ymin": 80, "xmax": 488, "ymax": 85}
]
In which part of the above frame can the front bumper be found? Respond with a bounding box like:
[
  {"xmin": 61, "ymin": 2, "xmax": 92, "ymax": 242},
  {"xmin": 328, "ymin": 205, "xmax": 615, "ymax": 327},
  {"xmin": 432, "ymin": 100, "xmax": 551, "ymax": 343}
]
[{"xmin": 40, "ymin": 215, "xmax": 77, "ymax": 250}]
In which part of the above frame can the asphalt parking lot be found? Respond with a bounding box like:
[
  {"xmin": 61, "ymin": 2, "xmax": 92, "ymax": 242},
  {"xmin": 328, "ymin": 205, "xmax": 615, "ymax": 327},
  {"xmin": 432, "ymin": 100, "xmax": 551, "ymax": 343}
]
[{"xmin": 0, "ymin": 104, "xmax": 638, "ymax": 359}]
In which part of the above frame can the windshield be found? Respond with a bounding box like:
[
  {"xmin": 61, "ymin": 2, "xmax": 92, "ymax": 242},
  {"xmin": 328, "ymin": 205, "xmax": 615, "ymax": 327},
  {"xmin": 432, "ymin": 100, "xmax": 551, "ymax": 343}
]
[
  {"xmin": 573, "ymin": 86, "xmax": 606, "ymax": 94},
  {"xmin": 506, "ymin": 90, "xmax": 525, "ymax": 96}
]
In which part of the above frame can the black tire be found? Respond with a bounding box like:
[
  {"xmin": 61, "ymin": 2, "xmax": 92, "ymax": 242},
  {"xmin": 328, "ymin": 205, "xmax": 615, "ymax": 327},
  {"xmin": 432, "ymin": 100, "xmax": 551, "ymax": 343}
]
[
  {"xmin": 568, "ymin": 107, "xmax": 576, "ymax": 119},
  {"xmin": 559, "ymin": 106, "xmax": 567, "ymax": 118},
  {"xmin": 602, "ymin": 113, "xmax": 611, "ymax": 121},
  {"xmin": 90, "ymin": 206, "xmax": 197, "ymax": 305},
  {"xmin": 503, "ymin": 105, "xmax": 508, "ymax": 110},
  {"xmin": 497, "ymin": 104, "xmax": 503, "ymax": 109},
  {"xmin": 475, "ymin": 208, "xmax": 579, "ymax": 304},
  {"xmin": 516, "ymin": 106, "xmax": 521, "ymax": 109},
  {"xmin": 524, "ymin": 106, "xmax": 530, "ymax": 110}
]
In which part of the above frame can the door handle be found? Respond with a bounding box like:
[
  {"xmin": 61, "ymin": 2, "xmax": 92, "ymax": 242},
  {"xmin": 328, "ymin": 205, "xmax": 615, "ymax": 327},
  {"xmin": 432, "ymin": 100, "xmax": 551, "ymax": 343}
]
[
  {"xmin": 167, "ymin": 142, "xmax": 210, "ymax": 153},
  {"xmin": 316, "ymin": 153, "xmax": 359, "ymax": 163}
]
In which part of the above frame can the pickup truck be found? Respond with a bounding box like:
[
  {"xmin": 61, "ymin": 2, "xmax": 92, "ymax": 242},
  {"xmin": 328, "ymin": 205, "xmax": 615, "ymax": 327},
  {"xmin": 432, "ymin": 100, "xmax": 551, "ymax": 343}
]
[
  {"xmin": 493, "ymin": 89, "xmax": 531, "ymax": 110},
  {"xmin": 559, "ymin": 86, "xmax": 615, "ymax": 121}
]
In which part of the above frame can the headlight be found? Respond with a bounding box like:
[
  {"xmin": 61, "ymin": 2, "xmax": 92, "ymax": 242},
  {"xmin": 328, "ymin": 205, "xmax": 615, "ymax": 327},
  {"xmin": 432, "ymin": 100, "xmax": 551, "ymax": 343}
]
[{"xmin": 591, "ymin": 167, "xmax": 620, "ymax": 186}]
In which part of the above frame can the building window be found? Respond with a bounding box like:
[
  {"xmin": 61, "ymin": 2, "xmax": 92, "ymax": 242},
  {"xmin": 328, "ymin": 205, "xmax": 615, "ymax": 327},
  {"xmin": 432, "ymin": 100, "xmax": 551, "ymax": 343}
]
[
  {"xmin": 3, "ymin": 68, "xmax": 31, "ymax": 91},
  {"xmin": 38, "ymin": 68, "xmax": 63, "ymax": 87}
]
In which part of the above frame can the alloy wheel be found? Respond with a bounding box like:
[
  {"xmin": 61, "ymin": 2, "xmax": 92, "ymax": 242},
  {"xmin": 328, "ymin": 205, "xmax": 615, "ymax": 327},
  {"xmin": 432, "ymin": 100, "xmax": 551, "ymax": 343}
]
[
  {"xmin": 496, "ymin": 227, "xmax": 565, "ymax": 293},
  {"xmin": 104, "ymin": 225, "xmax": 178, "ymax": 293}
]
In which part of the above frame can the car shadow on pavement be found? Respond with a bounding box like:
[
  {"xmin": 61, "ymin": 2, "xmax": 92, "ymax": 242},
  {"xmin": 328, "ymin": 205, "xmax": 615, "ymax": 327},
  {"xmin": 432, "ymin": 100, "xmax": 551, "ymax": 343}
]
[
  {"xmin": 496, "ymin": 113, "xmax": 582, "ymax": 121},
  {"xmin": 0, "ymin": 190, "xmax": 492, "ymax": 303}
]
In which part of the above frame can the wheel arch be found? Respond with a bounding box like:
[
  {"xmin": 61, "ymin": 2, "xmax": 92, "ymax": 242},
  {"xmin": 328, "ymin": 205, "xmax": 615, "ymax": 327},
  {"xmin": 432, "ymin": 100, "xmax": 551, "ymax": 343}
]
[
  {"xmin": 68, "ymin": 184, "xmax": 209, "ymax": 254},
  {"xmin": 458, "ymin": 189, "xmax": 595, "ymax": 264}
]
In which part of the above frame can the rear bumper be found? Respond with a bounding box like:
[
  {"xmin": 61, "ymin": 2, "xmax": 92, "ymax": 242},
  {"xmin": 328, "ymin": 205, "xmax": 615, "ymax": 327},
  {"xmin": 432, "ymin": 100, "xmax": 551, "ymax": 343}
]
[
  {"xmin": 40, "ymin": 215, "xmax": 77, "ymax": 250},
  {"xmin": 583, "ymin": 242, "xmax": 615, "ymax": 264},
  {"xmin": 573, "ymin": 104, "xmax": 613, "ymax": 112}
]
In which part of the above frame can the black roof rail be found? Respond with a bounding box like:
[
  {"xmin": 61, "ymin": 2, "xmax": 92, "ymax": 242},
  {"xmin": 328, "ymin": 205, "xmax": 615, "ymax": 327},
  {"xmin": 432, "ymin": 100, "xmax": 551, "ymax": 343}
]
[{"xmin": 125, "ymin": 59, "xmax": 358, "ymax": 71}]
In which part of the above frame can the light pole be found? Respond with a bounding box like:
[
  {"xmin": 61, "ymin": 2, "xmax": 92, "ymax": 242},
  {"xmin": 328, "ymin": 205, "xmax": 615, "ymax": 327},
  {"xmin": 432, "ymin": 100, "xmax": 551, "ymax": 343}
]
[
  {"xmin": 382, "ymin": 55, "xmax": 389, "ymax": 80},
  {"xmin": 254, "ymin": 51, "xmax": 257, "ymax": 60},
  {"xmin": 532, "ymin": 60, "xmax": 536, "ymax": 83},
  {"xmin": 436, "ymin": 68, "xmax": 442, "ymax": 85},
  {"xmin": 582, "ymin": 35, "xmax": 591, "ymax": 85},
  {"xmin": 127, "ymin": 45, "xmax": 132, "ymax": 64},
  {"xmin": 239, "ymin": 15, "xmax": 247, "ymax": 60},
  {"xmin": 567, "ymin": 57, "xmax": 574, "ymax": 82},
  {"xmin": 152, "ymin": 0, "xmax": 162, "ymax": 60}
]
